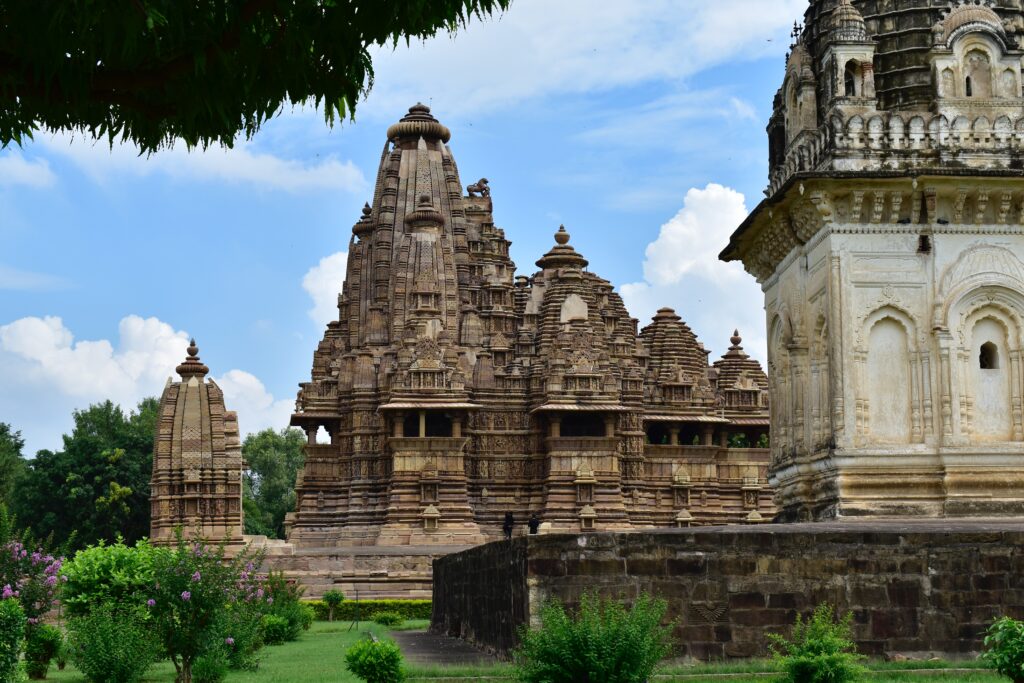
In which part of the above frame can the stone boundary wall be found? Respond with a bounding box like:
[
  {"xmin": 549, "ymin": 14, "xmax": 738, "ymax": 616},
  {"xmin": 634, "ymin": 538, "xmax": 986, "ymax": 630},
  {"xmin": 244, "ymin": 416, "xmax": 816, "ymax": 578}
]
[
  {"xmin": 431, "ymin": 522, "xmax": 1024, "ymax": 660},
  {"xmin": 431, "ymin": 539, "xmax": 528, "ymax": 656}
]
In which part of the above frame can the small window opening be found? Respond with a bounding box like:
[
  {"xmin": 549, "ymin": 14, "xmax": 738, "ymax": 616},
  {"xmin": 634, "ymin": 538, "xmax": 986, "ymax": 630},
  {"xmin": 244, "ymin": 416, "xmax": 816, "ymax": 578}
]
[
  {"xmin": 844, "ymin": 64, "xmax": 857, "ymax": 97},
  {"xmin": 403, "ymin": 414, "xmax": 419, "ymax": 437},
  {"xmin": 966, "ymin": 76, "xmax": 973, "ymax": 97},
  {"xmin": 918, "ymin": 234, "xmax": 932, "ymax": 253},
  {"xmin": 425, "ymin": 413, "xmax": 453, "ymax": 437},
  {"xmin": 560, "ymin": 414, "xmax": 606, "ymax": 438},
  {"xmin": 980, "ymin": 342, "xmax": 999, "ymax": 370}
]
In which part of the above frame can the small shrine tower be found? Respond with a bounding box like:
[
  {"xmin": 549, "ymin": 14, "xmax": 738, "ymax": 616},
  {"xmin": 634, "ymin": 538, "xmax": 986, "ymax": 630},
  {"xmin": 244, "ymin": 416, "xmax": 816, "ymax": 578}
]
[{"xmin": 150, "ymin": 340, "xmax": 245, "ymax": 545}]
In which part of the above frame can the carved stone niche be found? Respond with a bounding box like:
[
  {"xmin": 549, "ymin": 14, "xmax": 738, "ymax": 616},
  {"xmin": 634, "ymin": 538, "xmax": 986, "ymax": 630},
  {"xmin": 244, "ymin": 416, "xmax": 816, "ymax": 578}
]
[
  {"xmin": 574, "ymin": 464, "xmax": 597, "ymax": 504},
  {"xmin": 421, "ymin": 504, "xmax": 440, "ymax": 531},
  {"xmin": 579, "ymin": 504, "xmax": 597, "ymax": 531}
]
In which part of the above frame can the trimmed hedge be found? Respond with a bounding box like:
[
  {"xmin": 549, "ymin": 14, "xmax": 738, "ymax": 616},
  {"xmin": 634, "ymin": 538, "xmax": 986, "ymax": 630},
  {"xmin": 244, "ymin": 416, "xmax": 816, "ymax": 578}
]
[{"xmin": 305, "ymin": 600, "xmax": 430, "ymax": 622}]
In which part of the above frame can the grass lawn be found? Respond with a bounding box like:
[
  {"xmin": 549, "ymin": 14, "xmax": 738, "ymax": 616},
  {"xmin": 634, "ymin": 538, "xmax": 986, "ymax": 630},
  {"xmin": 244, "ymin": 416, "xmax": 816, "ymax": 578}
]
[{"xmin": 40, "ymin": 620, "xmax": 1004, "ymax": 683}]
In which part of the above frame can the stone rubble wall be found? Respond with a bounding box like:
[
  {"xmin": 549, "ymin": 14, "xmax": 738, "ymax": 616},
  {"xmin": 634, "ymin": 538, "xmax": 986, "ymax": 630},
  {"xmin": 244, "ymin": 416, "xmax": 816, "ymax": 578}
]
[{"xmin": 431, "ymin": 522, "xmax": 1024, "ymax": 661}]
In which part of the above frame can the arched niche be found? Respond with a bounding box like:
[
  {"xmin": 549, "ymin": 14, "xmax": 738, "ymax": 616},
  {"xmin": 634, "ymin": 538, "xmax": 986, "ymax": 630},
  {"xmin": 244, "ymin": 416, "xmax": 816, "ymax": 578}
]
[
  {"xmin": 970, "ymin": 317, "xmax": 1012, "ymax": 440},
  {"xmin": 954, "ymin": 294, "xmax": 1024, "ymax": 442},
  {"xmin": 866, "ymin": 316, "xmax": 913, "ymax": 445},
  {"xmin": 965, "ymin": 49, "xmax": 993, "ymax": 97}
]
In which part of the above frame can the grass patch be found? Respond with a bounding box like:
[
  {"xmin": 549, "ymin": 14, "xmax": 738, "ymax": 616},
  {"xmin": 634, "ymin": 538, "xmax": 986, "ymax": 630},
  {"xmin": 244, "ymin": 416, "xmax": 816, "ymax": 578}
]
[{"xmin": 41, "ymin": 620, "xmax": 1001, "ymax": 683}]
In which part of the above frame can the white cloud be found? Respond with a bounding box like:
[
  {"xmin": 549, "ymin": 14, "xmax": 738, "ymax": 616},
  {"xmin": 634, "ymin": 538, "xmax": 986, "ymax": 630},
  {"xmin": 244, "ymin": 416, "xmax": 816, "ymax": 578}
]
[
  {"xmin": 619, "ymin": 183, "xmax": 766, "ymax": 364},
  {"xmin": 0, "ymin": 151, "xmax": 56, "ymax": 188},
  {"xmin": 36, "ymin": 133, "xmax": 367, "ymax": 193},
  {"xmin": 213, "ymin": 370, "xmax": 294, "ymax": 438},
  {"xmin": 0, "ymin": 315, "xmax": 291, "ymax": 455},
  {"xmin": 302, "ymin": 251, "xmax": 348, "ymax": 328},
  {"xmin": 0, "ymin": 265, "xmax": 70, "ymax": 291},
  {"xmin": 363, "ymin": 0, "xmax": 804, "ymax": 118}
]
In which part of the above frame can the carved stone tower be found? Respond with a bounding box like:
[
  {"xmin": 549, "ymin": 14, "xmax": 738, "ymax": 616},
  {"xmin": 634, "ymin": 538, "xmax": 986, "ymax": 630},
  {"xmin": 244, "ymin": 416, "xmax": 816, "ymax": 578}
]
[
  {"xmin": 287, "ymin": 103, "xmax": 772, "ymax": 555},
  {"xmin": 150, "ymin": 340, "xmax": 245, "ymax": 544},
  {"xmin": 723, "ymin": 0, "xmax": 1024, "ymax": 521}
]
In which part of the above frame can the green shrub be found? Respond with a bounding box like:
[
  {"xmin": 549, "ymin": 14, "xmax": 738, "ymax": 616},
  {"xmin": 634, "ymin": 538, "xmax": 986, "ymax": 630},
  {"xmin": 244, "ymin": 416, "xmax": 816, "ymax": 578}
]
[
  {"xmin": 513, "ymin": 592, "xmax": 673, "ymax": 683},
  {"xmin": 0, "ymin": 599, "xmax": 26, "ymax": 683},
  {"xmin": 24, "ymin": 624, "xmax": 62, "ymax": 679},
  {"xmin": 322, "ymin": 589, "xmax": 345, "ymax": 622},
  {"xmin": 768, "ymin": 603, "xmax": 865, "ymax": 683},
  {"xmin": 304, "ymin": 599, "xmax": 431, "ymax": 622},
  {"xmin": 60, "ymin": 538, "xmax": 164, "ymax": 617},
  {"xmin": 371, "ymin": 611, "xmax": 403, "ymax": 627},
  {"xmin": 260, "ymin": 614, "xmax": 291, "ymax": 646},
  {"xmin": 263, "ymin": 571, "xmax": 306, "ymax": 642},
  {"xmin": 68, "ymin": 604, "xmax": 157, "ymax": 683},
  {"xmin": 192, "ymin": 648, "xmax": 229, "ymax": 683},
  {"xmin": 345, "ymin": 636, "xmax": 405, "ymax": 683},
  {"xmin": 54, "ymin": 637, "xmax": 70, "ymax": 672},
  {"xmin": 221, "ymin": 601, "xmax": 264, "ymax": 671},
  {"xmin": 984, "ymin": 616, "xmax": 1024, "ymax": 681}
]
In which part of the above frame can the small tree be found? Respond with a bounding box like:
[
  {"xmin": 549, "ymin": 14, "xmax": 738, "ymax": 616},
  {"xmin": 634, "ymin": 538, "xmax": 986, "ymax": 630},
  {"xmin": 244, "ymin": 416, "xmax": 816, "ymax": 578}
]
[
  {"xmin": 148, "ymin": 534, "xmax": 266, "ymax": 683},
  {"xmin": 984, "ymin": 616, "xmax": 1024, "ymax": 683},
  {"xmin": 513, "ymin": 593, "xmax": 674, "ymax": 683},
  {"xmin": 768, "ymin": 604, "xmax": 865, "ymax": 683},
  {"xmin": 323, "ymin": 590, "xmax": 345, "ymax": 622}
]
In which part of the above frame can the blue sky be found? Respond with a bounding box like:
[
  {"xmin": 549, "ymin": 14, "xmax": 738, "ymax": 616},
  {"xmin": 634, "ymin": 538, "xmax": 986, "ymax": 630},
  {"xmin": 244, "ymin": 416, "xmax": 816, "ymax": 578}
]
[{"xmin": 0, "ymin": 0, "xmax": 805, "ymax": 455}]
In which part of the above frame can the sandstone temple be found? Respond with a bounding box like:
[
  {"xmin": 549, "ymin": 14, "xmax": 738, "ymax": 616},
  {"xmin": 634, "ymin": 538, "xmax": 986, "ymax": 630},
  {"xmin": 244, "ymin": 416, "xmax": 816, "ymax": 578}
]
[
  {"xmin": 722, "ymin": 0, "xmax": 1024, "ymax": 521},
  {"xmin": 285, "ymin": 103, "xmax": 772, "ymax": 546}
]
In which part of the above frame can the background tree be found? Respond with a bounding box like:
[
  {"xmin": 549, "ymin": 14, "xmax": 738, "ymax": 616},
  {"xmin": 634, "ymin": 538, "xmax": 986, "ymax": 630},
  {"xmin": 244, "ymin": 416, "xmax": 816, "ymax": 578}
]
[
  {"xmin": 242, "ymin": 428, "xmax": 305, "ymax": 539},
  {"xmin": 0, "ymin": 424, "xmax": 25, "ymax": 508},
  {"xmin": 1, "ymin": 0, "xmax": 511, "ymax": 153},
  {"xmin": 12, "ymin": 398, "xmax": 158, "ymax": 550}
]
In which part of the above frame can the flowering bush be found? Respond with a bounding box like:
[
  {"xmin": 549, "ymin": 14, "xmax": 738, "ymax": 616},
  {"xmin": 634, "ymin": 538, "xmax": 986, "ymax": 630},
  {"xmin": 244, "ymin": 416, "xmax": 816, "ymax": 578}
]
[
  {"xmin": 0, "ymin": 540, "xmax": 62, "ymax": 627},
  {"xmin": 0, "ymin": 598, "xmax": 26, "ymax": 683},
  {"xmin": 261, "ymin": 571, "xmax": 308, "ymax": 643},
  {"xmin": 60, "ymin": 538, "xmax": 164, "ymax": 617},
  {"xmin": 148, "ymin": 535, "xmax": 266, "ymax": 683}
]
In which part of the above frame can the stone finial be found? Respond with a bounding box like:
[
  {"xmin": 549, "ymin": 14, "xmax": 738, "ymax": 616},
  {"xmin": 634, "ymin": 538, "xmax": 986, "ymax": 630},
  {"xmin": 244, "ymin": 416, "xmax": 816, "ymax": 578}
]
[
  {"xmin": 386, "ymin": 103, "xmax": 452, "ymax": 143},
  {"xmin": 361, "ymin": 202, "xmax": 372, "ymax": 218},
  {"xmin": 535, "ymin": 225, "xmax": 589, "ymax": 269},
  {"xmin": 555, "ymin": 225, "xmax": 570, "ymax": 245},
  {"xmin": 176, "ymin": 339, "xmax": 210, "ymax": 379},
  {"xmin": 406, "ymin": 193, "xmax": 445, "ymax": 227},
  {"xmin": 731, "ymin": 329, "xmax": 743, "ymax": 348}
]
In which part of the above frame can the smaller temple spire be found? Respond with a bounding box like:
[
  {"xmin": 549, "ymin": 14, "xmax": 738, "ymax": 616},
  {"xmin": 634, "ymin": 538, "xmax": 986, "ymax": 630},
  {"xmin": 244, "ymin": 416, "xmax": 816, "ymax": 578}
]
[
  {"xmin": 535, "ymin": 225, "xmax": 589, "ymax": 270},
  {"xmin": 176, "ymin": 339, "xmax": 210, "ymax": 379},
  {"xmin": 724, "ymin": 330, "xmax": 749, "ymax": 359}
]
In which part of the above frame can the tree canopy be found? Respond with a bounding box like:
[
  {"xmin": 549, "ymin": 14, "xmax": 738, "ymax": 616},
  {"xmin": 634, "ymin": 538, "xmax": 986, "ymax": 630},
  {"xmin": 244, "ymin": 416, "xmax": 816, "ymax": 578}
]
[
  {"xmin": 242, "ymin": 427, "xmax": 305, "ymax": 539},
  {"xmin": 0, "ymin": 423, "xmax": 25, "ymax": 508},
  {"xmin": 11, "ymin": 398, "xmax": 158, "ymax": 551},
  {"xmin": 1, "ymin": 0, "xmax": 511, "ymax": 153}
]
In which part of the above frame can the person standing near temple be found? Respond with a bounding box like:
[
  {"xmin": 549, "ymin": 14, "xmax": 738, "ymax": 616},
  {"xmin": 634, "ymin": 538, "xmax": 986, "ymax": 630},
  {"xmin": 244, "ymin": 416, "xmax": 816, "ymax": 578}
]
[
  {"xmin": 528, "ymin": 513, "xmax": 540, "ymax": 535},
  {"xmin": 503, "ymin": 511, "xmax": 514, "ymax": 540}
]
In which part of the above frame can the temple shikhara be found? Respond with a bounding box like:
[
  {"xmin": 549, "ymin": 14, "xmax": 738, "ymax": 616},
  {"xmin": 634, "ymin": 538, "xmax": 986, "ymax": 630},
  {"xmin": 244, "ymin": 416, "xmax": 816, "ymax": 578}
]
[
  {"xmin": 723, "ymin": 0, "xmax": 1024, "ymax": 521},
  {"xmin": 150, "ymin": 340, "xmax": 245, "ymax": 545}
]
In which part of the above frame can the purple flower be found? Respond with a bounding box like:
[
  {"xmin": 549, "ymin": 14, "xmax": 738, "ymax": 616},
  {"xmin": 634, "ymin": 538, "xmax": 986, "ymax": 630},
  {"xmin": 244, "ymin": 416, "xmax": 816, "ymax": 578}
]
[
  {"xmin": 225, "ymin": 637, "xmax": 235, "ymax": 646},
  {"xmin": 191, "ymin": 571, "xmax": 202, "ymax": 582},
  {"xmin": 181, "ymin": 591, "xmax": 191, "ymax": 601},
  {"xmin": 45, "ymin": 575, "xmax": 57, "ymax": 587},
  {"xmin": 27, "ymin": 618, "xmax": 38, "ymax": 626},
  {"xmin": 267, "ymin": 597, "xmax": 273, "ymax": 605},
  {"xmin": 147, "ymin": 599, "xmax": 156, "ymax": 607},
  {"xmin": 1, "ymin": 585, "xmax": 13, "ymax": 600},
  {"xmin": 256, "ymin": 588, "xmax": 264, "ymax": 599}
]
